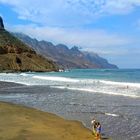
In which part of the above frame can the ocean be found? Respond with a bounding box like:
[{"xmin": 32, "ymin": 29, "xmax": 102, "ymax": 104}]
[
  {"xmin": 0, "ymin": 69, "xmax": 140, "ymax": 98},
  {"xmin": 0, "ymin": 69, "xmax": 140, "ymax": 139}
]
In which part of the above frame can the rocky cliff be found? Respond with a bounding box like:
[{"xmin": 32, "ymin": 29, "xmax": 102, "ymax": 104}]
[
  {"xmin": 14, "ymin": 33, "xmax": 118, "ymax": 69},
  {"xmin": 0, "ymin": 16, "xmax": 4, "ymax": 30},
  {"xmin": 0, "ymin": 17, "xmax": 58, "ymax": 72}
]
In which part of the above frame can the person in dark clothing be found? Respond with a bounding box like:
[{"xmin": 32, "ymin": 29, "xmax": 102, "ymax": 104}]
[{"xmin": 96, "ymin": 122, "xmax": 101, "ymax": 140}]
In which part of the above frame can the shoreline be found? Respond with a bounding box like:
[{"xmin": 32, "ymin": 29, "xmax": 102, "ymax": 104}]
[
  {"xmin": 0, "ymin": 81, "xmax": 132, "ymax": 139},
  {"xmin": 1, "ymin": 80, "xmax": 140, "ymax": 139},
  {"xmin": 0, "ymin": 81, "xmax": 100, "ymax": 140},
  {"xmin": 0, "ymin": 81, "xmax": 24, "ymax": 88},
  {"xmin": 0, "ymin": 101, "xmax": 98, "ymax": 140},
  {"xmin": 0, "ymin": 70, "xmax": 140, "ymax": 139}
]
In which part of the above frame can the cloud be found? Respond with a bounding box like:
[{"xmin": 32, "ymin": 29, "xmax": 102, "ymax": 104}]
[
  {"xmin": 0, "ymin": 0, "xmax": 137, "ymax": 55},
  {"xmin": 0, "ymin": 0, "xmax": 139, "ymax": 68},
  {"xmin": 7, "ymin": 24, "xmax": 132, "ymax": 55},
  {"xmin": 0, "ymin": 0, "xmax": 140, "ymax": 26},
  {"xmin": 98, "ymin": 0, "xmax": 140, "ymax": 15},
  {"xmin": 0, "ymin": 0, "xmax": 135, "ymax": 51}
]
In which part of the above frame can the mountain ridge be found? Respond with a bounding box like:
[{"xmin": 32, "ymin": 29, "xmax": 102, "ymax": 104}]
[
  {"xmin": 0, "ymin": 17, "xmax": 58, "ymax": 72},
  {"xmin": 13, "ymin": 32, "xmax": 118, "ymax": 69}
]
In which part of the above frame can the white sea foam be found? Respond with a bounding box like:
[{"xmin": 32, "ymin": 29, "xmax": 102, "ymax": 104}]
[
  {"xmin": 78, "ymin": 79, "xmax": 140, "ymax": 88},
  {"xmin": 0, "ymin": 73, "xmax": 140, "ymax": 98},
  {"xmin": 105, "ymin": 113, "xmax": 119, "ymax": 117},
  {"xmin": 33, "ymin": 76, "xmax": 79, "ymax": 82},
  {"xmin": 20, "ymin": 73, "xmax": 29, "ymax": 76},
  {"xmin": 1, "ymin": 73, "xmax": 140, "ymax": 88},
  {"xmin": 51, "ymin": 86, "xmax": 140, "ymax": 98},
  {"xmin": 99, "ymin": 80, "xmax": 140, "ymax": 88}
]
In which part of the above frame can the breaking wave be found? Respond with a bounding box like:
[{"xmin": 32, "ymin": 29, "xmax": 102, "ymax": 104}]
[{"xmin": 0, "ymin": 72, "xmax": 140, "ymax": 98}]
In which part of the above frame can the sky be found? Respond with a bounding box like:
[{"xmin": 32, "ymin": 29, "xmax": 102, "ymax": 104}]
[{"xmin": 0, "ymin": 0, "xmax": 140, "ymax": 68}]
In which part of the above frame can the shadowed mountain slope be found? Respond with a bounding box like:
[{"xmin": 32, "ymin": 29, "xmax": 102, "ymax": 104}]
[{"xmin": 14, "ymin": 33, "xmax": 118, "ymax": 69}]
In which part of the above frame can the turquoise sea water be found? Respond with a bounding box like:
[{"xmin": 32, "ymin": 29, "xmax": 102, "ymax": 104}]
[
  {"xmin": 36, "ymin": 69, "xmax": 140, "ymax": 82},
  {"xmin": 0, "ymin": 69, "xmax": 140, "ymax": 98}
]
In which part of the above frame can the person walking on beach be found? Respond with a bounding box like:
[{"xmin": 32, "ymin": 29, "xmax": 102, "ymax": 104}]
[
  {"xmin": 91, "ymin": 118, "xmax": 97, "ymax": 136},
  {"xmin": 91, "ymin": 118, "xmax": 101, "ymax": 140},
  {"xmin": 96, "ymin": 122, "xmax": 101, "ymax": 140}
]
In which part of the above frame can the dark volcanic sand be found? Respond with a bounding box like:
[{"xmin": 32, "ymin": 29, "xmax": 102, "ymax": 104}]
[
  {"xmin": 0, "ymin": 81, "xmax": 23, "ymax": 88},
  {"xmin": 0, "ymin": 81, "xmax": 140, "ymax": 140}
]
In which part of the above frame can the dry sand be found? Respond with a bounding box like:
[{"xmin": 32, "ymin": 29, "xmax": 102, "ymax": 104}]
[{"xmin": 0, "ymin": 101, "xmax": 97, "ymax": 140}]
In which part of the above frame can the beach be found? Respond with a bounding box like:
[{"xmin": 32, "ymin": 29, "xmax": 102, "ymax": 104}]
[
  {"xmin": 0, "ymin": 82, "xmax": 139, "ymax": 140},
  {"xmin": 0, "ymin": 101, "xmax": 95, "ymax": 140},
  {"xmin": 0, "ymin": 69, "xmax": 140, "ymax": 140}
]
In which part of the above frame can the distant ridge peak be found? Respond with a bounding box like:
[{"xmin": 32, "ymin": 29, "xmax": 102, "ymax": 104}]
[
  {"xmin": 0, "ymin": 16, "xmax": 4, "ymax": 29},
  {"xmin": 13, "ymin": 32, "xmax": 118, "ymax": 69}
]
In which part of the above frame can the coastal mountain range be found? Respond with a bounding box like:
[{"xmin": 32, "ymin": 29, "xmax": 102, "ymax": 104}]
[
  {"xmin": 0, "ymin": 16, "xmax": 117, "ymax": 71},
  {"xmin": 0, "ymin": 17, "xmax": 58, "ymax": 72},
  {"xmin": 13, "ymin": 33, "xmax": 118, "ymax": 69}
]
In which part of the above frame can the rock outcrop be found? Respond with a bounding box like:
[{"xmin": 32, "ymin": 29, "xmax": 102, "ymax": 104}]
[
  {"xmin": 0, "ymin": 16, "xmax": 4, "ymax": 29},
  {"xmin": 0, "ymin": 17, "xmax": 58, "ymax": 72}
]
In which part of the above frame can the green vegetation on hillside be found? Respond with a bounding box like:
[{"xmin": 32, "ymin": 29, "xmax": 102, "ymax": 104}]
[
  {"xmin": 0, "ymin": 29, "xmax": 58, "ymax": 72},
  {"xmin": 0, "ymin": 30, "xmax": 33, "ymax": 53}
]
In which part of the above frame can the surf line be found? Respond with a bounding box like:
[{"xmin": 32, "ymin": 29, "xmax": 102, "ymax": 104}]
[{"xmin": 105, "ymin": 113, "xmax": 119, "ymax": 117}]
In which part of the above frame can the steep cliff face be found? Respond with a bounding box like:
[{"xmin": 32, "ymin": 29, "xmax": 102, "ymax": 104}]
[
  {"xmin": 0, "ymin": 17, "xmax": 58, "ymax": 72},
  {"xmin": 14, "ymin": 33, "xmax": 118, "ymax": 69},
  {"xmin": 0, "ymin": 16, "xmax": 4, "ymax": 29},
  {"xmin": 83, "ymin": 52, "xmax": 117, "ymax": 69}
]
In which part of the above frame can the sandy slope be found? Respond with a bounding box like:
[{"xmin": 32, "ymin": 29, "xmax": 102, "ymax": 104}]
[{"xmin": 0, "ymin": 102, "xmax": 96, "ymax": 140}]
